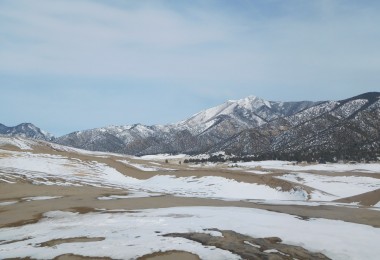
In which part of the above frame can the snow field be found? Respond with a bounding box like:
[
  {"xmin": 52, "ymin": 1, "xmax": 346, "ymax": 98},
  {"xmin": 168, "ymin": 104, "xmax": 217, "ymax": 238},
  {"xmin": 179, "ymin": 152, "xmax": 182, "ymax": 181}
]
[
  {"xmin": 118, "ymin": 159, "xmax": 176, "ymax": 172},
  {"xmin": 233, "ymin": 160, "xmax": 380, "ymax": 173},
  {"xmin": 277, "ymin": 173, "xmax": 380, "ymax": 198},
  {"xmin": 0, "ymin": 136, "xmax": 33, "ymax": 150},
  {"xmin": 0, "ymin": 207, "xmax": 379, "ymax": 260},
  {"xmin": 0, "ymin": 151, "xmax": 311, "ymax": 201}
]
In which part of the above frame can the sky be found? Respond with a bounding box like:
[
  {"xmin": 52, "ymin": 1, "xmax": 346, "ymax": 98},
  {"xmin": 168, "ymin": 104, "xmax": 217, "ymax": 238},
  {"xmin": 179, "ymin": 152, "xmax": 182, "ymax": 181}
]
[{"xmin": 1, "ymin": 0, "xmax": 379, "ymax": 136}]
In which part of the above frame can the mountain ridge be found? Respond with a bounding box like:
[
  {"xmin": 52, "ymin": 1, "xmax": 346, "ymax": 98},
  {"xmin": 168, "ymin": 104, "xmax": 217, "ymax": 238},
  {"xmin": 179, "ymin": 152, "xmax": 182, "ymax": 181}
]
[
  {"xmin": 0, "ymin": 123, "xmax": 54, "ymax": 141},
  {"xmin": 2, "ymin": 92, "xmax": 379, "ymax": 161}
]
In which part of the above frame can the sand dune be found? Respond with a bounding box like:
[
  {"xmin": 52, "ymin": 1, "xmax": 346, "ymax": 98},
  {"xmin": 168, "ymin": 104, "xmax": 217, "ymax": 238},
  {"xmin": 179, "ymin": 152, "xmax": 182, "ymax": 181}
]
[{"xmin": 1, "ymin": 137, "xmax": 379, "ymax": 259}]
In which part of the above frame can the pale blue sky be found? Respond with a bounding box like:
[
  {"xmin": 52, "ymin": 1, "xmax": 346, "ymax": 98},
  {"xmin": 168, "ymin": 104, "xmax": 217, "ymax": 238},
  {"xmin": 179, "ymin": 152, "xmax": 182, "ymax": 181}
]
[{"xmin": 1, "ymin": 0, "xmax": 379, "ymax": 135}]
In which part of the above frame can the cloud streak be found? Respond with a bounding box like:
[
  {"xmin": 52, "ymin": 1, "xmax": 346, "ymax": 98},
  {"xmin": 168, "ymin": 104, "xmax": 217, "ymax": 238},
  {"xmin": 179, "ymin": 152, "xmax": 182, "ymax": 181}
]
[
  {"xmin": 0, "ymin": 0, "xmax": 379, "ymax": 134},
  {"xmin": 1, "ymin": 1, "xmax": 378, "ymax": 82}
]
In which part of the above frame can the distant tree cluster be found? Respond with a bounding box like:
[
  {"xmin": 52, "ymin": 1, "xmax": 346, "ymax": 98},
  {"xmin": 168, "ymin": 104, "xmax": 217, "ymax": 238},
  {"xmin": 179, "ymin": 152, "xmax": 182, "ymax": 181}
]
[
  {"xmin": 184, "ymin": 154, "xmax": 227, "ymax": 164},
  {"xmin": 183, "ymin": 144, "xmax": 380, "ymax": 164},
  {"xmin": 184, "ymin": 154, "xmax": 263, "ymax": 164}
]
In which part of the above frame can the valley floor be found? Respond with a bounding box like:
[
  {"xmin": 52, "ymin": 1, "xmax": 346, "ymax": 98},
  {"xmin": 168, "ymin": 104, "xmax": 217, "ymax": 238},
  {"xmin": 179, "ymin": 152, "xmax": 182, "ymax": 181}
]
[{"xmin": 0, "ymin": 137, "xmax": 380, "ymax": 259}]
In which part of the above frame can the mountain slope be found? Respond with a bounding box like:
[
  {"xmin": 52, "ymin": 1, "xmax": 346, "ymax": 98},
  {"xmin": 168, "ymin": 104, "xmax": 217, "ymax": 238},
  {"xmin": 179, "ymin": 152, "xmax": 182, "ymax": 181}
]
[
  {"xmin": 55, "ymin": 96, "xmax": 317, "ymax": 155},
  {"xmin": 180, "ymin": 96, "xmax": 317, "ymax": 133},
  {"xmin": 220, "ymin": 92, "xmax": 380, "ymax": 161},
  {"xmin": 0, "ymin": 123, "xmax": 54, "ymax": 141},
  {"xmin": 6, "ymin": 92, "xmax": 379, "ymax": 161}
]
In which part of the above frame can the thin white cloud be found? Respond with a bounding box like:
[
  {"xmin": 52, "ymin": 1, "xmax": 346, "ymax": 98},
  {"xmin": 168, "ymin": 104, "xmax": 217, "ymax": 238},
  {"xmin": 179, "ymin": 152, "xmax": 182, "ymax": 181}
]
[
  {"xmin": 0, "ymin": 0, "xmax": 379, "ymax": 97},
  {"xmin": 0, "ymin": 0, "xmax": 234, "ymax": 76}
]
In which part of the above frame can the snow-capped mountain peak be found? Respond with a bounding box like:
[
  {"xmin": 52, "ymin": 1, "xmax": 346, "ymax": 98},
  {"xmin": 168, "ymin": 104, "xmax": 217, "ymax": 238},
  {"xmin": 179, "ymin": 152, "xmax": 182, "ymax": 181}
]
[
  {"xmin": 6, "ymin": 92, "xmax": 379, "ymax": 159},
  {"xmin": 184, "ymin": 96, "xmax": 267, "ymax": 127},
  {"xmin": 229, "ymin": 95, "xmax": 271, "ymax": 110},
  {"xmin": 182, "ymin": 95, "xmax": 314, "ymax": 134}
]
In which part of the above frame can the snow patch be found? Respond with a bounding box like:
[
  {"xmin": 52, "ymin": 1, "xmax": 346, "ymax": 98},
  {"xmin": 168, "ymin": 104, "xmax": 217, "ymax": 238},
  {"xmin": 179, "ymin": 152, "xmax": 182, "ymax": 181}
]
[
  {"xmin": 22, "ymin": 196, "xmax": 62, "ymax": 201},
  {"xmin": 138, "ymin": 154, "xmax": 187, "ymax": 161},
  {"xmin": 244, "ymin": 241, "xmax": 261, "ymax": 248},
  {"xmin": 118, "ymin": 160, "xmax": 175, "ymax": 171},
  {"xmin": 0, "ymin": 201, "xmax": 18, "ymax": 206},
  {"xmin": 97, "ymin": 191, "xmax": 163, "ymax": 200},
  {"xmin": 0, "ymin": 136, "xmax": 33, "ymax": 150},
  {"xmin": 231, "ymin": 161, "xmax": 380, "ymax": 173},
  {"xmin": 276, "ymin": 173, "xmax": 380, "ymax": 199}
]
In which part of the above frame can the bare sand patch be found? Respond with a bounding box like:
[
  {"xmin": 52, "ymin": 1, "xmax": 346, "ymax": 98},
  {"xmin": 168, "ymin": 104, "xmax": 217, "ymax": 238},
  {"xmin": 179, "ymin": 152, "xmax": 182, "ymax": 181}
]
[
  {"xmin": 334, "ymin": 189, "xmax": 380, "ymax": 206},
  {"xmin": 53, "ymin": 254, "xmax": 113, "ymax": 260},
  {"xmin": 38, "ymin": 237, "xmax": 105, "ymax": 247},
  {"xmin": 0, "ymin": 144, "xmax": 23, "ymax": 152},
  {"xmin": 1, "ymin": 183, "xmax": 379, "ymax": 228},
  {"xmin": 137, "ymin": 250, "xmax": 200, "ymax": 260},
  {"xmin": 2, "ymin": 212, "xmax": 44, "ymax": 228}
]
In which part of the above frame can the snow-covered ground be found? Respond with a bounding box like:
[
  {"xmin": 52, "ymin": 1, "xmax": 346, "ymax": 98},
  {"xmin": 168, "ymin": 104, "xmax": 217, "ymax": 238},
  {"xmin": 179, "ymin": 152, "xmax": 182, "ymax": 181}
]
[
  {"xmin": 1, "ymin": 150, "xmax": 379, "ymax": 202},
  {"xmin": 276, "ymin": 173, "xmax": 380, "ymax": 198},
  {"xmin": 139, "ymin": 175, "xmax": 312, "ymax": 201},
  {"xmin": 138, "ymin": 154, "xmax": 187, "ymax": 161},
  {"xmin": 0, "ymin": 150, "xmax": 312, "ymax": 201},
  {"xmin": 233, "ymin": 161, "xmax": 380, "ymax": 173},
  {"xmin": 0, "ymin": 136, "xmax": 33, "ymax": 150},
  {"xmin": 0, "ymin": 151, "xmax": 139, "ymax": 188},
  {"xmin": 0, "ymin": 207, "xmax": 379, "ymax": 260},
  {"xmin": 248, "ymin": 199, "xmax": 360, "ymax": 208},
  {"xmin": 0, "ymin": 136, "xmax": 133, "ymax": 159},
  {"xmin": 118, "ymin": 159, "xmax": 176, "ymax": 172},
  {"xmin": 1, "ymin": 138, "xmax": 380, "ymax": 259}
]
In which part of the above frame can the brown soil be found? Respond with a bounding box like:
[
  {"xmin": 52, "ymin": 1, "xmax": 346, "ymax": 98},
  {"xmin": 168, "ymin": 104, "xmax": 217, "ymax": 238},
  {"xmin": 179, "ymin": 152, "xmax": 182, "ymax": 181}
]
[
  {"xmin": 0, "ymin": 144, "xmax": 23, "ymax": 152},
  {"xmin": 38, "ymin": 237, "xmax": 105, "ymax": 247},
  {"xmin": 3, "ymin": 256, "xmax": 113, "ymax": 260},
  {"xmin": 53, "ymin": 254, "xmax": 113, "ymax": 260},
  {"xmin": 334, "ymin": 189, "xmax": 380, "ymax": 206},
  {"xmin": 137, "ymin": 250, "xmax": 200, "ymax": 260}
]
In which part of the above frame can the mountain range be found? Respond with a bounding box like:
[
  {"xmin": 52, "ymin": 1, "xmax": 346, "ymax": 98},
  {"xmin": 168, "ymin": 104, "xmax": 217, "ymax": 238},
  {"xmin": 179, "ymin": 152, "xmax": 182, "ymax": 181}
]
[
  {"xmin": 0, "ymin": 122, "xmax": 54, "ymax": 141},
  {"xmin": 2, "ymin": 92, "xmax": 379, "ymax": 161}
]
